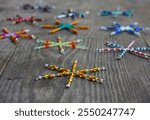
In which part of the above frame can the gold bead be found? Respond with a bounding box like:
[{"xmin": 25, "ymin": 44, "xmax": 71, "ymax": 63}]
[{"xmin": 44, "ymin": 74, "xmax": 49, "ymax": 79}]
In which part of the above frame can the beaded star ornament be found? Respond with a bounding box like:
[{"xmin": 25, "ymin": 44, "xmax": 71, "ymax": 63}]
[
  {"xmin": 99, "ymin": 7, "xmax": 133, "ymax": 17},
  {"xmin": 97, "ymin": 40, "xmax": 150, "ymax": 60},
  {"xmin": 35, "ymin": 37, "xmax": 87, "ymax": 54},
  {"xmin": 36, "ymin": 60, "xmax": 106, "ymax": 88},
  {"xmin": 100, "ymin": 22, "xmax": 149, "ymax": 36},
  {"xmin": 7, "ymin": 15, "xmax": 43, "ymax": 24},
  {"xmin": 42, "ymin": 20, "xmax": 89, "ymax": 34},
  {"xmin": 55, "ymin": 8, "xmax": 90, "ymax": 19},
  {"xmin": 0, "ymin": 27, "xmax": 36, "ymax": 44}
]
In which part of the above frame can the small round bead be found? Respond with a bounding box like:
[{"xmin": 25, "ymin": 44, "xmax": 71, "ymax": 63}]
[
  {"xmin": 116, "ymin": 56, "xmax": 121, "ymax": 60},
  {"xmin": 143, "ymin": 48, "xmax": 146, "ymax": 50},
  {"xmin": 101, "ymin": 67, "xmax": 106, "ymax": 71},
  {"xmin": 24, "ymin": 29, "xmax": 29, "ymax": 32},
  {"xmin": 44, "ymin": 64, "xmax": 49, "ymax": 67},
  {"xmin": 66, "ymin": 84, "xmax": 70, "ymax": 88},
  {"xmin": 36, "ymin": 76, "xmax": 42, "ymax": 80},
  {"xmin": 100, "ymin": 79, "xmax": 103, "ymax": 83},
  {"xmin": 49, "ymin": 74, "xmax": 55, "ymax": 78},
  {"xmin": 97, "ymin": 79, "xmax": 103, "ymax": 84},
  {"xmin": 13, "ymin": 21, "xmax": 17, "ymax": 24},
  {"xmin": 31, "ymin": 35, "xmax": 36, "ymax": 39},
  {"xmin": 44, "ymin": 74, "xmax": 50, "ymax": 78}
]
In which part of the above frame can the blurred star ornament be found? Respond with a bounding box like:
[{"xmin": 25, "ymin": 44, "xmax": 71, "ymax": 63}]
[
  {"xmin": 42, "ymin": 20, "xmax": 89, "ymax": 34},
  {"xmin": 7, "ymin": 15, "xmax": 43, "ymax": 24},
  {"xmin": 100, "ymin": 22, "xmax": 149, "ymax": 36},
  {"xmin": 0, "ymin": 27, "xmax": 36, "ymax": 44},
  {"xmin": 99, "ymin": 7, "xmax": 133, "ymax": 18},
  {"xmin": 55, "ymin": 8, "xmax": 90, "ymax": 19},
  {"xmin": 21, "ymin": 3, "xmax": 55, "ymax": 12}
]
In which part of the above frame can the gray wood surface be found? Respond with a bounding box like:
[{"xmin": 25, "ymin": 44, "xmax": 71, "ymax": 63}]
[{"xmin": 0, "ymin": 0, "xmax": 149, "ymax": 103}]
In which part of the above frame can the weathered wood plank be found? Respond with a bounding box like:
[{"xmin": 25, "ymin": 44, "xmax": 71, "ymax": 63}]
[{"xmin": 0, "ymin": 0, "xmax": 149, "ymax": 103}]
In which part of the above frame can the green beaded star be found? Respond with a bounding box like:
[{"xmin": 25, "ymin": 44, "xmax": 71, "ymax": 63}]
[{"xmin": 41, "ymin": 20, "xmax": 89, "ymax": 34}]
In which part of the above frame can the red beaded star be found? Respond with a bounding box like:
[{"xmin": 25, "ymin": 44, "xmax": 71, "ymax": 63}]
[{"xmin": 7, "ymin": 15, "xmax": 43, "ymax": 24}]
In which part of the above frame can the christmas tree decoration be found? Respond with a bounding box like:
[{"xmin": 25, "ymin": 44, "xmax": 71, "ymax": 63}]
[
  {"xmin": 6, "ymin": 15, "xmax": 43, "ymax": 24},
  {"xmin": 42, "ymin": 20, "xmax": 89, "ymax": 34},
  {"xmin": 99, "ymin": 7, "xmax": 133, "ymax": 17},
  {"xmin": 35, "ymin": 36, "xmax": 87, "ymax": 54},
  {"xmin": 0, "ymin": 27, "xmax": 36, "ymax": 44},
  {"xmin": 36, "ymin": 60, "xmax": 106, "ymax": 88},
  {"xmin": 55, "ymin": 8, "xmax": 90, "ymax": 19},
  {"xmin": 96, "ymin": 40, "xmax": 150, "ymax": 60},
  {"xmin": 100, "ymin": 22, "xmax": 149, "ymax": 36}
]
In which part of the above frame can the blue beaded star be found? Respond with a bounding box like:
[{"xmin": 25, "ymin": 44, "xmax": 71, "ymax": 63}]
[
  {"xmin": 99, "ymin": 7, "xmax": 133, "ymax": 18},
  {"xmin": 100, "ymin": 22, "xmax": 149, "ymax": 36}
]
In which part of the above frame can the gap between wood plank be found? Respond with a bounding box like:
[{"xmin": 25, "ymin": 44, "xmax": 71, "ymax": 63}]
[{"xmin": 0, "ymin": 46, "xmax": 17, "ymax": 77}]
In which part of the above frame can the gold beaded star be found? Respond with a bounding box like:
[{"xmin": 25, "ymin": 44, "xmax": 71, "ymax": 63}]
[{"xmin": 36, "ymin": 60, "xmax": 106, "ymax": 88}]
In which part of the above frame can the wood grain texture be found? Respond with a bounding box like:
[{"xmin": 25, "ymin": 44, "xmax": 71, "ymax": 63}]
[{"xmin": 0, "ymin": 0, "xmax": 149, "ymax": 103}]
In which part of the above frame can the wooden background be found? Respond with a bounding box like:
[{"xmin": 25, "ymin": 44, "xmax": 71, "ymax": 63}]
[{"xmin": 0, "ymin": 0, "xmax": 149, "ymax": 103}]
